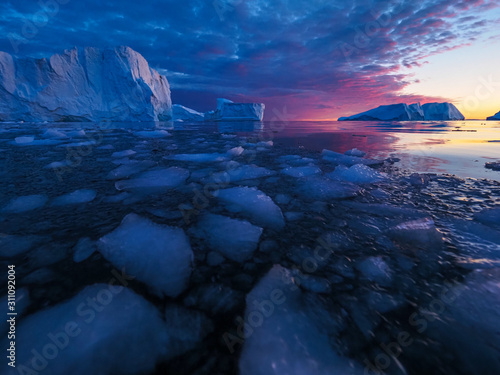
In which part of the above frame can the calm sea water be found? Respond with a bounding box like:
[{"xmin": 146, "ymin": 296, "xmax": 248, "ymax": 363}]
[{"xmin": 182, "ymin": 120, "xmax": 500, "ymax": 181}]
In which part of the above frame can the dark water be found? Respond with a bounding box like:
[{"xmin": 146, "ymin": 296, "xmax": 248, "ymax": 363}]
[{"xmin": 0, "ymin": 120, "xmax": 499, "ymax": 375}]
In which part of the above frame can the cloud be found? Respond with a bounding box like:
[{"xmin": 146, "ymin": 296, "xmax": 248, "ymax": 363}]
[{"xmin": 0, "ymin": 0, "xmax": 498, "ymax": 119}]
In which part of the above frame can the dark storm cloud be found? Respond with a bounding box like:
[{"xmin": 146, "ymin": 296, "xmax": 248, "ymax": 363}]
[{"xmin": 0, "ymin": 0, "xmax": 497, "ymax": 118}]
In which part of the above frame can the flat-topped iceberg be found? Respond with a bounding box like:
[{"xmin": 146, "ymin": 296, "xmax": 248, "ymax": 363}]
[
  {"xmin": 339, "ymin": 102, "xmax": 464, "ymax": 121},
  {"xmin": 205, "ymin": 98, "xmax": 265, "ymax": 121},
  {"xmin": 486, "ymin": 110, "xmax": 500, "ymax": 120},
  {"xmin": 0, "ymin": 46, "xmax": 172, "ymax": 122}
]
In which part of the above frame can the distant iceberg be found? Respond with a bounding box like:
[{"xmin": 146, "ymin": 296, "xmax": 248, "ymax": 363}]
[
  {"xmin": 339, "ymin": 102, "xmax": 464, "ymax": 121},
  {"xmin": 486, "ymin": 110, "xmax": 500, "ymax": 120},
  {"xmin": 172, "ymin": 104, "xmax": 205, "ymax": 122},
  {"xmin": 205, "ymin": 98, "xmax": 265, "ymax": 121},
  {"xmin": 421, "ymin": 102, "xmax": 465, "ymax": 120},
  {"xmin": 0, "ymin": 46, "xmax": 172, "ymax": 122}
]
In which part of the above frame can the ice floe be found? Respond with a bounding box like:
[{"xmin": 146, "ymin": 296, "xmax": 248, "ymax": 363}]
[
  {"xmin": 295, "ymin": 176, "xmax": 361, "ymax": 200},
  {"xmin": 192, "ymin": 213, "xmax": 262, "ymax": 262},
  {"xmin": 216, "ymin": 187, "xmax": 285, "ymax": 230},
  {"xmin": 1, "ymin": 194, "xmax": 48, "ymax": 213},
  {"xmin": 327, "ymin": 164, "xmax": 385, "ymax": 184},
  {"xmin": 106, "ymin": 160, "xmax": 156, "ymax": 180},
  {"xmin": 281, "ymin": 165, "xmax": 322, "ymax": 178},
  {"xmin": 51, "ymin": 189, "xmax": 97, "ymax": 206},
  {"xmin": 98, "ymin": 214, "xmax": 193, "ymax": 297},
  {"xmin": 2, "ymin": 284, "xmax": 168, "ymax": 375}
]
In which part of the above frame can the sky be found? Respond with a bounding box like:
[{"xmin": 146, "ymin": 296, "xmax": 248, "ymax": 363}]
[{"xmin": 0, "ymin": 0, "xmax": 499, "ymax": 120}]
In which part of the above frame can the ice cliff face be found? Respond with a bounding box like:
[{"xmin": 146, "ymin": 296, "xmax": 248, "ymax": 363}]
[
  {"xmin": 0, "ymin": 46, "xmax": 172, "ymax": 122},
  {"xmin": 339, "ymin": 102, "xmax": 465, "ymax": 121},
  {"xmin": 421, "ymin": 102, "xmax": 465, "ymax": 120},
  {"xmin": 486, "ymin": 110, "xmax": 500, "ymax": 120},
  {"xmin": 205, "ymin": 98, "xmax": 265, "ymax": 121}
]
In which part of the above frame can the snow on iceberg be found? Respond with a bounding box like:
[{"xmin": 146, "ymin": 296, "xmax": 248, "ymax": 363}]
[
  {"xmin": 422, "ymin": 102, "xmax": 465, "ymax": 120},
  {"xmin": 1, "ymin": 284, "xmax": 168, "ymax": 375},
  {"xmin": 486, "ymin": 110, "xmax": 500, "ymax": 120},
  {"xmin": 216, "ymin": 187, "xmax": 285, "ymax": 230},
  {"xmin": 97, "ymin": 214, "xmax": 193, "ymax": 297},
  {"xmin": 239, "ymin": 265, "xmax": 363, "ymax": 375},
  {"xmin": 0, "ymin": 46, "xmax": 172, "ymax": 122},
  {"xmin": 205, "ymin": 98, "xmax": 265, "ymax": 121},
  {"xmin": 192, "ymin": 213, "xmax": 262, "ymax": 262},
  {"xmin": 172, "ymin": 104, "xmax": 205, "ymax": 122}
]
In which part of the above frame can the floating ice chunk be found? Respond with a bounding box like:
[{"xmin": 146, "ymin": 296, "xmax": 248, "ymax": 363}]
[
  {"xmin": 227, "ymin": 146, "xmax": 244, "ymax": 156},
  {"xmin": 41, "ymin": 129, "xmax": 68, "ymax": 139},
  {"xmin": 134, "ymin": 130, "xmax": 171, "ymax": 138},
  {"xmin": 73, "ymin": 237, "xmax": 97, "ymax": 263},
  {"xmin": 163, "ymin": 305, "xmax": 214, "ymax": 360},
  {"xmin": 222, "ymin": 134, "xmax": 237, "ymax": 139},
  {"xmin": 389, "ymin": 218, "xmax": 443, "ymax": 248},
  {"xmin": 281, "ymin": 165, "xmax": 322, "ymax": 178},
  {"xmin": 52, "ymin": 189, "xmax": 97, "ymax": 206},
  {"xmin": 217, "ymin": 187, "xmax": 285, "ymax": 230},
  {"xmin": 344, "ymin": 148, "xmax": 366, "ymax": 157},
  {"xmin": 23, "ymin": 268, "xmax": 57, "ymax": 284},
  {"xmin": 97, "ymin": 144, "xmax": 114, "ymax": 150},
  {"xmin": 165, "ymin": 153, "xmax": 228, "ymax": 163},
  {"xmin": 322, "ymin": 149, "xmax": 383, "ymax": 166},
  {"xmin": 115, "ymin": 167, "xmax": 189, "ymax": 191},
  {"xmin": 485, "ymin": 161, "xmax": 500, "ymax": 171},
  {"xmin": 356, "ymin": 256, "xmax": 393, "ymax": 286},
  {"xmin": 257, "ymin": 140, "xmax": 273, "ymax": 147},
  {"xmin": 67, "ymin": 130, "xmax": 86, "ymax": 137},
  {"xmin": 275, "ymin": 193, "xmax": 291, "ymax": 205},
  {"xmin": 12, "ymin": 137, "xmax": 61, "ymax": 146},
  {"xmin": 106, "ymin": 160, "xmax": 156, "ymax": 180},
  {"xmin": 2, "ymin": 195, "xmax": 48, "ymax": 213},
  {"xmin": 326, "ymin": 164, "xmax": 384, "ymax": 184},
  {"xmin": 1, "ymin": 284, "xmax": 168, "ymax": 375},
  {"xmin": 60, "ymin": 140, "xmax": 96, "ymax": 148},
  {"xmin": 103, "ymin": 192, "xmax": 130, "ymax": 203},
  {"xmin": 15, "ymin": 136, "xmax": 34, "ymax": 144},
  {"xmin": 295, "ymin": 176, "xmax": 361, "ymax": 200},
  {"xmin": 0, "ymin": 235, "xmax": 42, "ymax": 258},
  {"xmin": 192, "ymin": 213, "xmax": 262, "ymax": 262},
  {"xmin": 211, "ymin": 164, "xmax": 276, "ymax": 183},
  {"xmin": 239, "ymin": 265, "xmax": 363, "ymax": 375},
  {"xmin": 285, "ymin": 211, "xmax": 304, "ymax": 221},
  {"xmin": 98, "ymin": 214, "xmax": 193, "ymax": 297},
  {"xmin": 111, "ymin": 149, "xmax": 136, "ymax": 158},
  {"xmin": 44, "ymin": 160, "xmax": 72, "ymax": 169}
]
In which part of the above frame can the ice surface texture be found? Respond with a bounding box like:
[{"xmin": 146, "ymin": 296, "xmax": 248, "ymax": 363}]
[{"xmin": 0, "ymin": 46, "xmax": 171, "ymax": 122}]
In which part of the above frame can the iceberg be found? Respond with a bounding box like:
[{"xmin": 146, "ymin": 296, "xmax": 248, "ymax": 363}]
[
  {"xmin": 486, "ymin": 110, "xmax": 500, "ymax": 120},
  {"xmin": 205, "ymin": 98, "xmax": 265, "ymax": 121},
  {"xmin": 339, "ymin": 102, "xmax": 464, "ymax": 121},
  {"xmin": 172, "ymin": 104, "xmax": 205, "ymax": 122},
  {"xmin": 0, "ymin": 46, "xmax": 172, "ymax": 122},
  {"xmin": 338, "ymin": 103, "xmax": 424, "ymax": 121},
  {"xmin": 422, "ymin": 102, "xmax": 465, "ymax": 120}
]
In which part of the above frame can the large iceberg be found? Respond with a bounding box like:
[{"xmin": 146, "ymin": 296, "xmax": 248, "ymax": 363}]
[
  {"xmin": 205, "ymin": 98, "xmax": 265, "ymax": 121},
  {"xmin": 339, "ymin": 102, "xmax": 464, "ymax": 121},
  {"xmin": 0, "ymin": 46, "xmax": 172, "ymax": 122},
  {"xmin": 422, "ymin": 102, "xmax": 465, "ymax": 120},
  {"xmin": 486, "ymin": 110, "xmax": 500, "ymax": 120},
  {"xmin": 338, "ymin": 103, "xmax": 424, "ymax": 121}
]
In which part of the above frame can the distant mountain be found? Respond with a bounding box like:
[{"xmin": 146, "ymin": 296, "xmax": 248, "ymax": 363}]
[
  {"xmin": 338, "ymin": 102, "xmax": 465, "ymax": 121},
  {"xmin": 0, "ymin": 46, "xmax": 172, "ymax": 122},
  {"xmin": 486, "ymin": 110, "xmax": 500, "ymax": 120}
]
